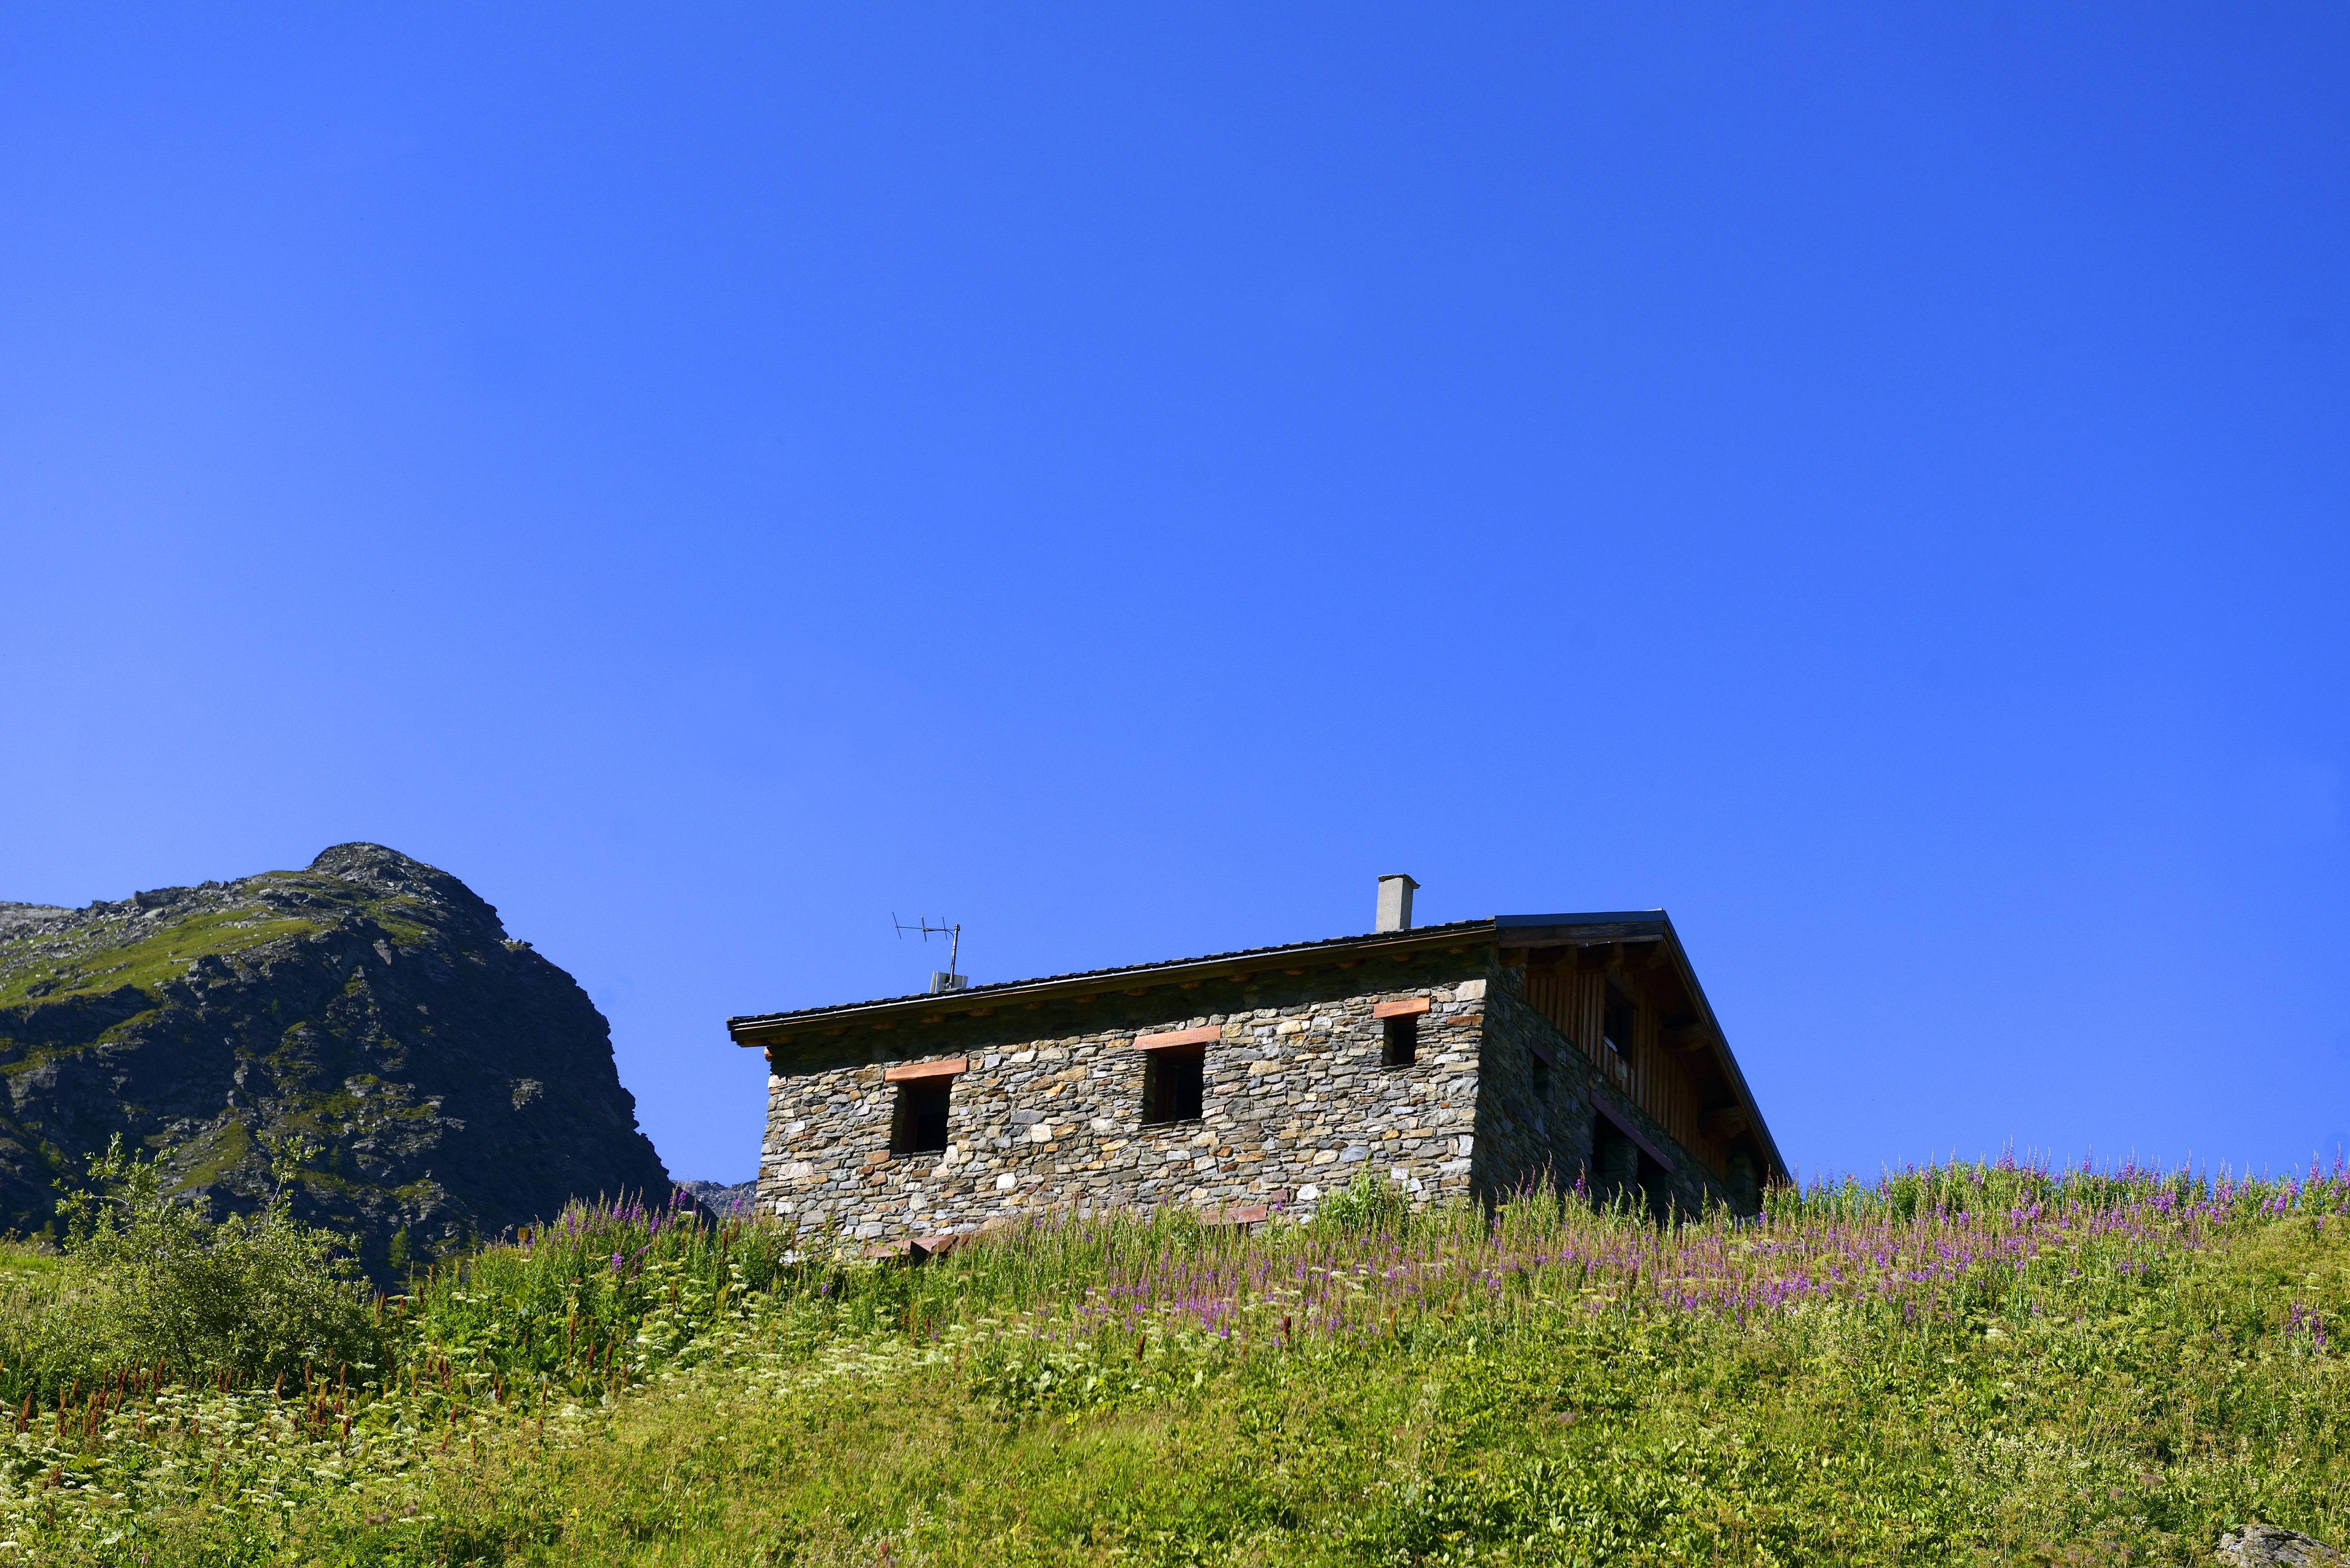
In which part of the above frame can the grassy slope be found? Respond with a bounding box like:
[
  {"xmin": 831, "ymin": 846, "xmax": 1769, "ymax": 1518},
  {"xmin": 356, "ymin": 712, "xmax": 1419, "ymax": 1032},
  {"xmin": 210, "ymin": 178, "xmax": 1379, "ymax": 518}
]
[
  {"xmin": 0, "ymin": 1168, "xmax": 2342, "ymax": 1566},
  {"xmin": 0, "ymin": 869, "xmax": 441, "ymax": 1013},
  {"xmin": 323, "ymin": 1220, "xmax": 2350, "ymax": 1567}
]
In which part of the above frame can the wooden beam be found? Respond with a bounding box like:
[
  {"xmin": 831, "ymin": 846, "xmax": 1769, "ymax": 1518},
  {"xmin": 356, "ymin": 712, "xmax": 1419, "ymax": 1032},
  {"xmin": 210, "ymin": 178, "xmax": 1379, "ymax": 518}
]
[
  {"xmin": 883, "ymin": 1058, "xmax": 969, "ymax": 1083},
  {"xmin": 1660, "ymin": 1022, "xmax": 1708, "ymax": 1054},
  {"xmin": 1135, "ymin": 1025, "xmax": 1220, "ymax": 1051},
  {"xmin": 1592, "ymin": 1093, "xmax": 1675, "ymax": 1173}
]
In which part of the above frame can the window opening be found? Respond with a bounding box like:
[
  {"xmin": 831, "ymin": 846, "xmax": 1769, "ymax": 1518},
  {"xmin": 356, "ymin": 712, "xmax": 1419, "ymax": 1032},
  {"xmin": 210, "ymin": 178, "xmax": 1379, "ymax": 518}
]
[
  {"xmin": 1530, "ymin": 1048, "xmax": 1550, "ymax": 1102},
  {"xmin": 1602, "ymin": 996, "xmax": 1636, "ymax": 1087},
  {"xmin": 1592, "ymin": 1121, "xmax": 1640, "ymax": 1209},
  {"xmin": 1382, "ymin": 1013, "xmax": 1419, "ymax": 1067},
  {"xmin": 1143, "ymin": 1047, "xmax": 1205, "ymax": 1124},
  {"xmin": 892, "ymin": 1079, "xmax": 952, "ymax": 1155},
  {"xmin": 1602, "ymin": 998, "xmax": 1634, "ymax": 1059}
]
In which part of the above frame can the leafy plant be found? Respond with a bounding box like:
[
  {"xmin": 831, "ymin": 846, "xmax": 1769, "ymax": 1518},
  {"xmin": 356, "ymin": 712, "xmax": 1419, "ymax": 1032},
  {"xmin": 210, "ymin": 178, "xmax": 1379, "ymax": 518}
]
[
  {"xmin": 55, "ymin": 1133, "xmax": 381, "ymax": 1382},
  {"xmin": 1311, "ymin": 1168, "xmax": 1413, "ymax": 1234}
]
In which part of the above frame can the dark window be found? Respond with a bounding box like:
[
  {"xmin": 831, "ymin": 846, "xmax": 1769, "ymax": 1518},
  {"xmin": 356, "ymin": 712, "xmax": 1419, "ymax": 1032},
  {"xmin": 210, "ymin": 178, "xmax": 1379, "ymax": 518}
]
[
  {"xmin": 1603, "ymin": 998, "xmax": 1635, "ymax": 1060},
  {"xmin": 1143, "ymin": 1047, "xmax": 1205, "ymax": 1124},
  {"xmin": 1382, "ymin": 1013, "xmax": 1419, "ymax": 1067},
  {"xmin": 892, "ymin": 1079, "xmax": 952, "ymax": 1155},
  {"xmin": 1530, "ymin": 1048, "xmax": 1550, "ymax": 1102}
]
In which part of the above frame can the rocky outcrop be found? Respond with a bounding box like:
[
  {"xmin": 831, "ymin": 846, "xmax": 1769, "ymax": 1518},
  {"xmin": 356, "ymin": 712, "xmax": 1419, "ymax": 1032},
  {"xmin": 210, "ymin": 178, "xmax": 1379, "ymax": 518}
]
[
  {"xmin": 679, "ymin": 1178, "xmax": 758, "ymax": 1215},
  {"xmin": 0, "ymin": 844, "xmax": 676, "ymax": 1271},
  {"xmin": 2219, "ymin": 1525, "xmax": 2345, "ymax": 1566}
]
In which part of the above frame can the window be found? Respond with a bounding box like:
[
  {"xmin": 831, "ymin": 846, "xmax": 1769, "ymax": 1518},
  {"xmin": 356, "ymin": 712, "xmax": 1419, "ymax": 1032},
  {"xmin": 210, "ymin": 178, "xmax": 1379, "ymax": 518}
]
[
  {"xmin": 1382, "ymin": 1012, "xmax": 1419, "ymax": 1067},
  {"xmin": 891, "ymin": 1079, "xmax": 952, "ymax": 1156},
  {"xmin": 1530, "ymin": 1048, "xmax": 1550, "ymax": 1103},
  {"xmin": 1144, "ymin": 1047, "xmax": 1205, "ymax": 1124},
  {"xmin": 1602, "ymin": 998, "xmax": 1635, "ymax": 1059},
  {"xmin": 1598, "ymin": 997, "xmax": 1636, "ymax": 1089},
  {"xmin": 1373, "ymin": 996, "xmax": 1430, "ymax": 1067}
]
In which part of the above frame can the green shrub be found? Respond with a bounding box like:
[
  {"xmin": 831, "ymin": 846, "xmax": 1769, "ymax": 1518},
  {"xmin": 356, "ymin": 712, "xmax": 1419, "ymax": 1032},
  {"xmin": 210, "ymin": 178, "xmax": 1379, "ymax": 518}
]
[
  {"xmin": 1311, "ymin": 1168, "xmax": 1412, "ymax": 1234},
  {"xmin": 55, "ymin": 1134, "xmax": 381, "ymax": 1382}
]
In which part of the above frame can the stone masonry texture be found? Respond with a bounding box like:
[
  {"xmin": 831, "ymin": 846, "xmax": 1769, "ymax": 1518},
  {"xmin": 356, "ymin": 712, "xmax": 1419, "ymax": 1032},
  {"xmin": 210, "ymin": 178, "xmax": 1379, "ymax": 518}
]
[{"xmin": 758, "ymin": 953, "xmax": 1746, "ymax": 1242}]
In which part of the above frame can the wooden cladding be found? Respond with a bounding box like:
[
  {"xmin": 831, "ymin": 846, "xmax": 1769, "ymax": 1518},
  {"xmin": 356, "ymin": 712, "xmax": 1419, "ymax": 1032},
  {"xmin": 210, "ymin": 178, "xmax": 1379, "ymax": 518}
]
[{"xmin": 1518, "ymin": 967, "xmax": 1728, "ymax": 1178}]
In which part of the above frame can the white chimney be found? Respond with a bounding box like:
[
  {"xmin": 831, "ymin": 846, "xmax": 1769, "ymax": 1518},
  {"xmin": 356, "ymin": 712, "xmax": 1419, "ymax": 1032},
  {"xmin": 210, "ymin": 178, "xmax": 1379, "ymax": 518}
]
[{"xmin": 1375, "ymin": 874, "xmax": 1419, "ymax": 932}]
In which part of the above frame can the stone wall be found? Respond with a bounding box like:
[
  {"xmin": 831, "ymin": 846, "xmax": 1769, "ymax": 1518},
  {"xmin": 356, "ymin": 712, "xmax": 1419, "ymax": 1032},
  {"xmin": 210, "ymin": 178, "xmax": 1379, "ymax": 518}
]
[
  {"xmin": 1479, "ymin": 964, "xmax": 1750, "ymax": 1216},
  {"xmin": 757, "ymin": 961, "xmax": 1491, "ymax": 1241},
  {"xmin": 755, "ymin": 952, "xmax": 1754, "ymax": 1243}
]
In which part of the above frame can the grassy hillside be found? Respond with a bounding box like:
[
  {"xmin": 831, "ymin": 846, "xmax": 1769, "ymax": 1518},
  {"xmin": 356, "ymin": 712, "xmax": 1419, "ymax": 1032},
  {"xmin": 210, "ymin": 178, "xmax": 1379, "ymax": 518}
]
[{"xmin": 0, "ymin": 1161, "xmax": 2342, "ymax": 1566}]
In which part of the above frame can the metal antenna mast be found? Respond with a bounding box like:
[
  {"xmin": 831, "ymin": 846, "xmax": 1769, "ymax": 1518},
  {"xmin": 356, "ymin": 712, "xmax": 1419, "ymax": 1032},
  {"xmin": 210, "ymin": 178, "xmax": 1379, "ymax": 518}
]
[{"xmin": 892, "ymin": 914, "xmax": 967, "ymax": 993}]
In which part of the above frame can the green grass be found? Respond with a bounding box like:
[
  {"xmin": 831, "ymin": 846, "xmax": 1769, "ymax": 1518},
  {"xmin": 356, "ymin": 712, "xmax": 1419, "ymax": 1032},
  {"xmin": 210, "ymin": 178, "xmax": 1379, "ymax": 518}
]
[
  {"xmin": 0, "ymin": 862, "xmax": 454, "ymax": 1015},
  {"xmin": 0, "ymin": 1164, "xmax": 2342, "ymax": 1565},
  {"xmin": 0, "ymin": 909, "xmax": 323, "ymax": 1010}
]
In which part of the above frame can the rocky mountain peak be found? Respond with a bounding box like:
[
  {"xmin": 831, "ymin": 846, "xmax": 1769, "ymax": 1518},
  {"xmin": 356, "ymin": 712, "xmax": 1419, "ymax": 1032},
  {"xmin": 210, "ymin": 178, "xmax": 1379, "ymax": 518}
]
[{"xmin": 0, "ymin": 847, "xmax": 676, "ymax": 1272}]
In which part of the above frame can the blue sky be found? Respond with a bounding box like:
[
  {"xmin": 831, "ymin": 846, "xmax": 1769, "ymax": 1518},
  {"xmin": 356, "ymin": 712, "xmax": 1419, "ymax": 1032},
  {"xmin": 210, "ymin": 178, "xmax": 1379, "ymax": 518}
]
[{"xmin": 3, "ymin": 6, "xmax": 2344, "ymax": 1185}]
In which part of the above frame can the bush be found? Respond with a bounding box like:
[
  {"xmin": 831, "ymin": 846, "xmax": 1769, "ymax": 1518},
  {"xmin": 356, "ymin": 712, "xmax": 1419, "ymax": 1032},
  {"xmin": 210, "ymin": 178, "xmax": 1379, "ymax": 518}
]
[
  {"xmin": 1311, "ymin": 1169, "xmax": 1412, "ymax": 1234},
  {"xmin": 56, "ymin": 1134, "xmax": 382, "ymax": 1382}
]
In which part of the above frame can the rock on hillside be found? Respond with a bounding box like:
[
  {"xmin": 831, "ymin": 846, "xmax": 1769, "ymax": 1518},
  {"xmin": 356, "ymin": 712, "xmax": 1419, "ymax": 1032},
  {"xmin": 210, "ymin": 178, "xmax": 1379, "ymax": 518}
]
[
  {"xmin": 2217, "ymin": 1525, "xmax": 2346, "ymax": 1565},
  {"xmin": 0, "ymin": 844, "xmax": 677, "ymax": 1270},
  {"xmin": 678, "ymin": 1178, "xmax": 758, "ymax": 1216}
]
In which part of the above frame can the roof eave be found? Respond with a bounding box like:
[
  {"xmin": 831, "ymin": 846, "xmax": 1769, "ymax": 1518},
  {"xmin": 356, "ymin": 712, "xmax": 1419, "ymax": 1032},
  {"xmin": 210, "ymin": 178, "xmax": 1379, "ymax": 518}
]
[
  {"xmin": 727, "ymin": 920, "xmax": 1503, "ymax": 1046},
  {"xmin": 1492, "ymin": 914, "xmax": 1787, "ymax": 1185}
]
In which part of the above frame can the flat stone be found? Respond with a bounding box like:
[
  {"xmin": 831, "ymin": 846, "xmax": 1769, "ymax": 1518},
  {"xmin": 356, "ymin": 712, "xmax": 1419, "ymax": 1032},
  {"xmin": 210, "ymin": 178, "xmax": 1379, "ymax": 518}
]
[{"xmin": 2217, "ymin": 1526, "xmax": 2345, "ymax": 1566}]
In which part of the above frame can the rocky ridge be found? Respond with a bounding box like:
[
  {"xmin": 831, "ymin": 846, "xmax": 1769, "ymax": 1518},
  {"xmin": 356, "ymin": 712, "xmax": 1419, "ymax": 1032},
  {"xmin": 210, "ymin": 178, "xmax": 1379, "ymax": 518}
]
[
  {"xmin": 0, "ymin": 844, "xmax": 678, "ymax": 1270},
  {"xmin": 677, "ymin": 1178, "xmax": 758, "ymax": 1215}
]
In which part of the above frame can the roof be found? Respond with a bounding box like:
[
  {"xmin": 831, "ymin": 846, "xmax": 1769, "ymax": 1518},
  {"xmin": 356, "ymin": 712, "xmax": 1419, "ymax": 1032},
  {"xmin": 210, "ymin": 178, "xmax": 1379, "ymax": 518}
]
[
  {"xmin": 728, "ymin": 910, "xmax": 1785, "ymax": 1182},
  {"xmin": 725, "ymin": 915, "xmax": 1500, "ymax": 1034}
]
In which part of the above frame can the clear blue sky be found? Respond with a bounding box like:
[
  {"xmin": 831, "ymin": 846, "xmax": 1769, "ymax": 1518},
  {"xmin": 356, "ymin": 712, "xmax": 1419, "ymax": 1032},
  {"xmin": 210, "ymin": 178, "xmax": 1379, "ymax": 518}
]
[{"xmin": 4, "ymin": 7, "xmax": 2344, "ymax": 1186}]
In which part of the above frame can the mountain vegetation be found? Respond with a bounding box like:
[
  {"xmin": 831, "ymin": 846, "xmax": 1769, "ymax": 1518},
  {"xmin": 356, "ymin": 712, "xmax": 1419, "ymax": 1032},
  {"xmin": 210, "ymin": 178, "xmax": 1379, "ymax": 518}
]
[
  {"xmin": 0, "ymin": 1158, "xmax": 2339, "ymax": 1565},
  {"xmin": 0, "ymin": 844, "xmax": 678, "ymax": 1272}
]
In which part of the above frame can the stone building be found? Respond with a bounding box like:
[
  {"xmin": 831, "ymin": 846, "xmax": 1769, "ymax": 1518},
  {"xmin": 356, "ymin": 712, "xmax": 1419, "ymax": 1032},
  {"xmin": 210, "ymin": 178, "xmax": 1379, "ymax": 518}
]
[{"xmin": 729, "ymin": 878, "xmax": 1785, "ymax": 1246}]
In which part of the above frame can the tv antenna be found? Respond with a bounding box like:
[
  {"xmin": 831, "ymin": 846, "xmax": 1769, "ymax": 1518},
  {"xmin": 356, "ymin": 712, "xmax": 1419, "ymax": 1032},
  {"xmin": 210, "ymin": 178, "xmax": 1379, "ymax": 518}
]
[{"xmin": 892, "ymin": 914, "xmax": 967, "ymax": 994}]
